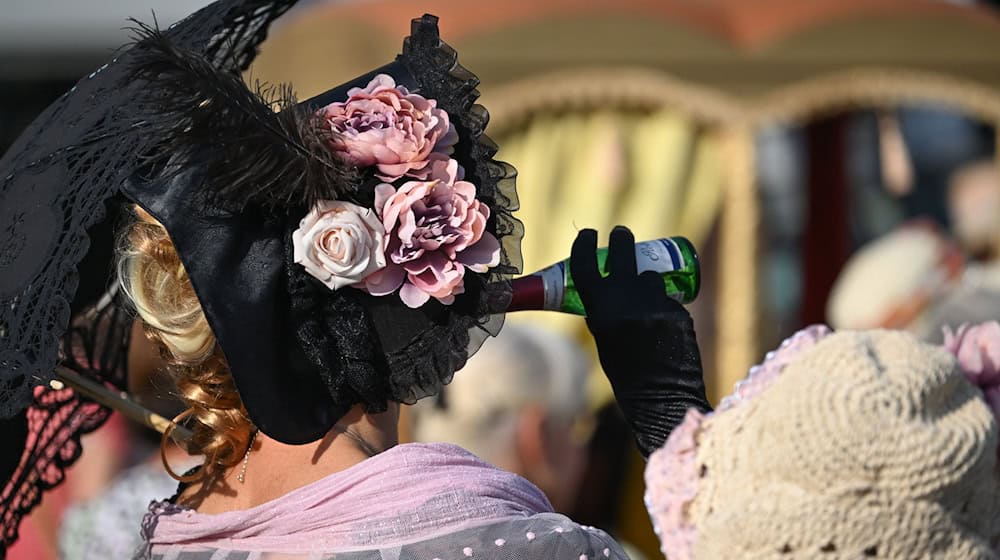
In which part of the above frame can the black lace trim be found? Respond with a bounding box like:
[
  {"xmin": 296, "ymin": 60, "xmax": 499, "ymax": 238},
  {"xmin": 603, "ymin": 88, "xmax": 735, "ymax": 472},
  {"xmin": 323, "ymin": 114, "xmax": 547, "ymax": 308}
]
[
  {"xmin": 1, "ymin": 293, "xmax": 132, "ymax": 550},
  {"xmin": 285, "ymin": 15, "xmax": 524, "ymax": 420},
  {"xmin": 0, "ymin": 0, "xmax": 298, "ymax": 416},
  {"xmin": 385, "ymin": 14, "xmax": 524, "ymax": 403}
]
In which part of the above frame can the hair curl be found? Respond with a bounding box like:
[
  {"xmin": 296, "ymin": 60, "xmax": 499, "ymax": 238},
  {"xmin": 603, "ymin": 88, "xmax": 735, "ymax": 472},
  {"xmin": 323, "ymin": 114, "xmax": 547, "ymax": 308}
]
[{"xmin": 119, "ymin": 206, "xmax": 255, "ymax": 486}]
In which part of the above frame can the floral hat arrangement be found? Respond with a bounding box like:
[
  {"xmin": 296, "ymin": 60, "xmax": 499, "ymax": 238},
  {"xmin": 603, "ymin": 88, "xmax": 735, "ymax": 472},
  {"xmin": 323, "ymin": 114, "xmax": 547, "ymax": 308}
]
[
  {"xmin": 293, "ymin": 74, "xmax": 500, "ymax": 309},
  {"xmin": 121, "ymin": 15, "xmax": 522, "ymax": 444}
]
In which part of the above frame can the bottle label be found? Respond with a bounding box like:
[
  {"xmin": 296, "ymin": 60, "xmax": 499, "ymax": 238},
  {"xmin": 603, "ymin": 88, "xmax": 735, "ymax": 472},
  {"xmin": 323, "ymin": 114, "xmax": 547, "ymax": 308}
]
[
  {"xmin": 636, "ymin": 239, "xmax": 685, "ymax": 274},
  {"xmin": 540, "ymin": 262, "xmax": 566, "ymax": 311},
  {"xmin": 529, "ymin": 238, "xmax": 688, "ymax": 313}
]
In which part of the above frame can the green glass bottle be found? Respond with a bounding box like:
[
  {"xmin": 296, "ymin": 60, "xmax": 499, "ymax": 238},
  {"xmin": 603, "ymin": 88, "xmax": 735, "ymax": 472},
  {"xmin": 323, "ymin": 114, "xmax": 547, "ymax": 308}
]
[{"xmin": 507, "ymin": 237, "xmax": 700, "ymax": 316}]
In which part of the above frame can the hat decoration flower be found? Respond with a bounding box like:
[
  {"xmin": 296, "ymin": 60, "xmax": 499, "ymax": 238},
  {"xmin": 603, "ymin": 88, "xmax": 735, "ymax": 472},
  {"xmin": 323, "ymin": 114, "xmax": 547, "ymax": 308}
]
[
  {"xmin": 293, "ymin": 74, "xmax": 501, "ymax": 308},
  {"xmin": 0, "ymin": 9, "xmax": 522, "ymax": 552},
  {"xmin": 943, "ymin": 321, "xmax": 1000, "ymax": 422}
]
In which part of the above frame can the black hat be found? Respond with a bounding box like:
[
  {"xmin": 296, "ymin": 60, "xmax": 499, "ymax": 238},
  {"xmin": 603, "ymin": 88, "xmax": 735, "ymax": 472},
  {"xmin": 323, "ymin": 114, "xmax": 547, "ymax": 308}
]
[{"xmin": 121, "ymin": 14, "xmax": 523, "ymax": 444}]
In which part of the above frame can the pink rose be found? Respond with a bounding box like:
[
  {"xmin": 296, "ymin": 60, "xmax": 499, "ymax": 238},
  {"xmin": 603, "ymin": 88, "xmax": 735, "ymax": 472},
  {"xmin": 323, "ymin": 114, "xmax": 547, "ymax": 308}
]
[
  {"xmin": 943, "ymin": 321, "xmax": 1000, "ymax": 419},
  {"xmin": 292, "ymin": 200, "xmax": 386, "ymax": 290},
  {"xmin": 319, "ymin": 74, "xmax": 458, "ymax": 181},
  {"xmin": 361, "ymin": 158, "xmax": 500, "ymax": 308}
]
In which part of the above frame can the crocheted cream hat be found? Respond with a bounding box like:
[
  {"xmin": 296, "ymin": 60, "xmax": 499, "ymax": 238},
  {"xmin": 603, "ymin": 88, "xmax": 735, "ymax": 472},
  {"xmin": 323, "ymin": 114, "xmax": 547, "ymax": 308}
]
[{"xmin": 646, "ymin": 326, "xmax": 1000, "ymax": 559}]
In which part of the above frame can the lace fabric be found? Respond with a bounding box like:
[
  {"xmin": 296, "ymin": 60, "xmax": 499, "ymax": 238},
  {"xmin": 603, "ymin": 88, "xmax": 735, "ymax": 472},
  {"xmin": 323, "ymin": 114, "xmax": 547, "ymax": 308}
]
[
  {"xmin": 279, "ymin": 14, "xmax": 523, "ymax": 434},
  {"xmin": 0, "ymin": 0, "xmax": 298, "ymax": 421},
  {"xmin": 0, "ymin": 0, "xmax": 301, "ymax": 552},
  {"xmin": 1, "ymin": 293, "xmax": 134, "ymax": 551},
  {"xmin": 382, "ymin": 20, "xmax": 524, "ymax": 403}
]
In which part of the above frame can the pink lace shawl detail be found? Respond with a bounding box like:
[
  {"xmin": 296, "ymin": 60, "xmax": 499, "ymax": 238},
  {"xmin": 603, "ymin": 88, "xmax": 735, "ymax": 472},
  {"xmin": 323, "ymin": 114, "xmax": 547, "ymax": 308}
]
[{"xmin": 644, "ymin": 325, "xmax": 832, "ymax": 560}]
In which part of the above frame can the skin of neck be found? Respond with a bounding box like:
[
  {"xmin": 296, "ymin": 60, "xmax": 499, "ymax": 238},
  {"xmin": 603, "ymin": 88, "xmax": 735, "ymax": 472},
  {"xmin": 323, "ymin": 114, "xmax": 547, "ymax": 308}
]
[{"xmin": 180, "ymin": 403, "xmax": 400, "ymax": 513}]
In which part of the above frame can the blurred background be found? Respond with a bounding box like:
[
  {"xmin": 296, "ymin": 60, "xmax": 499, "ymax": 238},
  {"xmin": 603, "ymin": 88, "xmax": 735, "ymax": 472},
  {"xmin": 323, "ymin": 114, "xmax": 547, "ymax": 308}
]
[{"xmin": 5, "ymin": 1, "xmax": 1000, "ymax": 558}]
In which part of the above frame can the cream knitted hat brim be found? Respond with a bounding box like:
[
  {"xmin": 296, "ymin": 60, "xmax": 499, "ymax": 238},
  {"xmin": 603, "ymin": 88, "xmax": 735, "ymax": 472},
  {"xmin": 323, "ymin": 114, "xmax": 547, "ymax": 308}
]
[{"xmin": 647, "ymin": 329, "xmax": 1000, "ymax": 560}]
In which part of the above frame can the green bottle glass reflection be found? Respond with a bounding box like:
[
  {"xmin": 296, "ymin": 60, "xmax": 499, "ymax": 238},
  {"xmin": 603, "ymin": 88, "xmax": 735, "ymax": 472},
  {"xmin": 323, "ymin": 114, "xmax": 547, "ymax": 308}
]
[{"xmin": 509, "ymin": 237, "xmax": 700, "ymax": 316}]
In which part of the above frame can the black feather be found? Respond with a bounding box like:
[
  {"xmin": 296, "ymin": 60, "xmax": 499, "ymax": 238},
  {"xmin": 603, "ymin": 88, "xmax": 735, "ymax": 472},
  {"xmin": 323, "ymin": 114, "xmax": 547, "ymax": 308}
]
[{"xmin": 127, "ymin": 22, "xmax": 358, "ymax": 213}]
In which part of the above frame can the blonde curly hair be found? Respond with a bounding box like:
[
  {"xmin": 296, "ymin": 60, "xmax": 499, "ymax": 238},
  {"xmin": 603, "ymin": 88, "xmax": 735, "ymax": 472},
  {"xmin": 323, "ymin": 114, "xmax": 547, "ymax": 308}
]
[{"xmin": 119, "ymin": 206, "xmax": 255, "ymax": 485}]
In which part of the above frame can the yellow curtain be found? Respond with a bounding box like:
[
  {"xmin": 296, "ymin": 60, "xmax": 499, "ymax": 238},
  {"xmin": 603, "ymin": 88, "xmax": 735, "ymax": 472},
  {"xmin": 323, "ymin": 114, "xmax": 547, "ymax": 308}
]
[{"xmin": 496, "ymin": 107, "xmax": 725, "ymax": 405}]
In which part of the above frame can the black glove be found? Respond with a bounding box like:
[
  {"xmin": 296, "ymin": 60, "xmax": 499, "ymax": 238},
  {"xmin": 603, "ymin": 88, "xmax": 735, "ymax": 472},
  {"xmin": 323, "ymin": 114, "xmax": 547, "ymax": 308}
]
[{"xmin": 571, "ymin": 226, "xmax": 711, "ymax": 459}]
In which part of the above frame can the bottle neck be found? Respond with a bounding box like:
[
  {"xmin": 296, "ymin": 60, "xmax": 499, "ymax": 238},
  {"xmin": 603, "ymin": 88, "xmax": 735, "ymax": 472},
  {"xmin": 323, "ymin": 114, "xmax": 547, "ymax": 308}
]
[
  {"xmin": 507, "ymin": 274, "xmax": 545, "ymax": 312},
  {"xmin": 508, "ymin": 261, "xmax": 567, "ymax": 312}
]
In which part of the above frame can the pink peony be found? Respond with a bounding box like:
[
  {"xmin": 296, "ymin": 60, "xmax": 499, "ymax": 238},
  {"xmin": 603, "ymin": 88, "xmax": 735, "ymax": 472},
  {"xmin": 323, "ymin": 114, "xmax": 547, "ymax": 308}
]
[
  {"xmin": 318, "ymin": 74, "xmax": 458, "ymax": 181},
  {"xmin": 943, "ymin": 322, "xmax": 1000, "ymax": 418},
  {"xmin": 361, "ymin": 158, "xmax": 500, "ymax": 308}
]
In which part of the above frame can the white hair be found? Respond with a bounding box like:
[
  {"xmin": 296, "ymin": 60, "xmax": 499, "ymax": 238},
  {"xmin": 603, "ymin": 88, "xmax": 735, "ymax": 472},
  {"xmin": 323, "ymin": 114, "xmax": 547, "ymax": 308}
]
[{"xmin": 410, "ymin": 323, "xmax": 589, "ymax": 463}]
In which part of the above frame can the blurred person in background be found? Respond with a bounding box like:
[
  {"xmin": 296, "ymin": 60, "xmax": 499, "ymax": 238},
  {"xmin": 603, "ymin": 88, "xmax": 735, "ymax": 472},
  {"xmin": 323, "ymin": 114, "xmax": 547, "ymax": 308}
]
[
  {"xmin": 409, "ymin": 322, "xmax": 655, "ymax": 559},
  {"xmin": 828, "ymin": 156, "xmax": 1000, "ymax": 341},
  {"xmin": 870, "ymin": 105, "xmax": 995, "ymax": 231},
  {"xmin": 409, "ymin": 323, "xmax": 591, "ymax": 513},
  {"xmin": 826, "ymin": 221, "xmax": 965, "ymax": 336},
  {"xmin": 948, "ymin": 158, "xmax": 1000, "ymax": 264},
  {"xmin": 906, "ymin": 160, "xmax": 1000, "ymax": 342}
]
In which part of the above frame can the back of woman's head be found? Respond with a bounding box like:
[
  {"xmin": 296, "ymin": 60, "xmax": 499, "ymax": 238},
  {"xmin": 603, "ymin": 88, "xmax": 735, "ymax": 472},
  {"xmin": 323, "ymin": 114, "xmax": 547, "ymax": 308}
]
[
  {"xmin": 111, "ymin": 15, "xmax": 521, "ymax": 461},
  {"xmin": 119, "ymin": 207, "xmax": 254, "ymax": 484}
]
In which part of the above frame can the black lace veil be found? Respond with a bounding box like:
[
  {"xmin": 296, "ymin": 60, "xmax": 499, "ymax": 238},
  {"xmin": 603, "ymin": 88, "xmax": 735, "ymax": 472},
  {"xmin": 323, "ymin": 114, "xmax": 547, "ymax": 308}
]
[{"xmin": 0, "ymin": 0, "xmax": 299, "ymax": 551}]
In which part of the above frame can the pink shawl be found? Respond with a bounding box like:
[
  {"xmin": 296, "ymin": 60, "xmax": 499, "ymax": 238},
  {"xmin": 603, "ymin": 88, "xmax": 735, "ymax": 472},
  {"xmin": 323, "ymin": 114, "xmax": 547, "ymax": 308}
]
[{"xmin": 142, "ymin": 442, "xmax": 554, "ymax": 554}]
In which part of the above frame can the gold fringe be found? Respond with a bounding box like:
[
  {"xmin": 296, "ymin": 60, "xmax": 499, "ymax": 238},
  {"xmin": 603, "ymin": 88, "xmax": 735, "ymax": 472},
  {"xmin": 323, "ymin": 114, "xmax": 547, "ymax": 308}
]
[
  {"xmin": 714, "ymin": 124, "xmax": 758, "ymax": 403},
  {"xmin": 485, "ymin": 66, "xmax": 1000, "ymax": 131}
]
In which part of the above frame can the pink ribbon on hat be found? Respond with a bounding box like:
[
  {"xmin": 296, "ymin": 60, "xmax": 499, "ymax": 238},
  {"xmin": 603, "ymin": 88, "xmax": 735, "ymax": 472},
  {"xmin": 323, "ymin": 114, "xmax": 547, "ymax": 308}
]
[{"xmin": 943, "ymin": 321, "xmax": 1000, "ymax": 423}]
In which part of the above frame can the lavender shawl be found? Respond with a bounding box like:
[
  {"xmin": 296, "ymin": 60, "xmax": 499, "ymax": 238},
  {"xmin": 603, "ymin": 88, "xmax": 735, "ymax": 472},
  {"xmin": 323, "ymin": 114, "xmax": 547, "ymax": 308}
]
[{"xmin": 135, "ymin": 443, "xmax": 627, "ymax": 559}]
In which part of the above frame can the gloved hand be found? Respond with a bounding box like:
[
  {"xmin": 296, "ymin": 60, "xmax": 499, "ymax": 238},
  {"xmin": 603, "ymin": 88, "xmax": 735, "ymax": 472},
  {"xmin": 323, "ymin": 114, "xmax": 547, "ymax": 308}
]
[{"xmin": 571, "ymin": 226, "xmax": 711, "ymax": 458}]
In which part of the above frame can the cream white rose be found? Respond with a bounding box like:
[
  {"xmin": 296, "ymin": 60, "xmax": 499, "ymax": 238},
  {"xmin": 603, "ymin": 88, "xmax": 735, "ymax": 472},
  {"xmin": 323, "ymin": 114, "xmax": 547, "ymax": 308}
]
[{"xmin": 292, "ymin": 200, "xmax": 387, "ymax": 290}]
